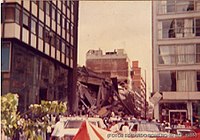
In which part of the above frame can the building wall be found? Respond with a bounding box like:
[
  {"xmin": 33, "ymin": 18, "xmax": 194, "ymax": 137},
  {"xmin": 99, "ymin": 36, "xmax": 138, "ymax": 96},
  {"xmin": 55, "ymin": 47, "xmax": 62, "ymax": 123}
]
[
  {"xmin": 152, "ymin": 0, "xmax": 200, "ymax": 124},
  {"xmin": 1, "ymin": 0, "xmax": 79, "ymax": 113},
  {"xmin": 86, "ymin": 49, "xmax": 131, "ymax": 84},
  {"xmin": 131, "ymin": 61, "xmax": 146, "ymax": 118}
]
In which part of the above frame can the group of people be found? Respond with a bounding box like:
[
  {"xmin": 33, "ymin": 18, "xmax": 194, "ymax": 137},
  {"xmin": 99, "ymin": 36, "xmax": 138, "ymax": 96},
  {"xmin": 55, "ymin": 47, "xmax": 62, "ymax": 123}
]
[
  {"xmin": 108, "ymin": 121, "xmax": 130, "ymax": 133},
  {"xmin": 155, "ymin": 118, "xmax": 200, "ymax": 133}
]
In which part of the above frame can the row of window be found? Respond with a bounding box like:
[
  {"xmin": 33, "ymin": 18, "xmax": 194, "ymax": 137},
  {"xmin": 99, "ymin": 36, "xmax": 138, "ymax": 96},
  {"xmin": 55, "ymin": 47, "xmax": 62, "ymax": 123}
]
[
  {"xmin": 35, "ymin": 0, "xmax": 74, "ymax": 13},
  {"xmin": 159, "ymin": 70, "xmax": 200, "ymax": 92},
  {"xmin": 2, "ymin": 4, "xmax": 75, "ymax": 46},
  {"xmin": 2, "ymin": 4, "xmax": 75, "ymax": 56},
  {"xmin": 157, "ymin": 0, "xmax": 200, "ymax": 14},
  {"xmin": 158, "ymin": 44, "xmax": 200, "ymax": 65},
  {"xmin": 1, "ymin": 42, "xmax": 74, "ymax": 72},
  {"xmin": 158, "ymin": 18, "xmax": 200, "ymax": 39},
  {"xmin": 35, "ymin": 1, "xmax": 75, "ymax": 24}
]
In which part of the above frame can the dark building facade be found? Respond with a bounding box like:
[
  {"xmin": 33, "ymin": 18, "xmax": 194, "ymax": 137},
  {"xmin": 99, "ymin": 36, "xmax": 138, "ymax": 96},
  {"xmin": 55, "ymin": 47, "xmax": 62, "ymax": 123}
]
[
  {"xmin": 1, "ymin": 0, "xmax": 79, "ymax": 113},
  {"xmin": 131, "ymin": 61, "xmax": 146, "ymax": 118}
]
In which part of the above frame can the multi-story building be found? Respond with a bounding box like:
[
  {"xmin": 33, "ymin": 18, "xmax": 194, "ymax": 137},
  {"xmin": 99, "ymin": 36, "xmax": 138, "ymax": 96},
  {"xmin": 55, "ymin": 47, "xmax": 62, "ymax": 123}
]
[
  {"xmin": 131, "ymin": 61, "xmax": 146, "ymax": 118},
  {"xmin": 152, "ymin": 0, "xmax": 200, "ymax": 125},
  {"xmin": 1, "ymin": 0, "xmax": 79, "ymax": 113},
  {"xmin": 86, "ymin": 49, "xmax": 131, "ymax": 86}
]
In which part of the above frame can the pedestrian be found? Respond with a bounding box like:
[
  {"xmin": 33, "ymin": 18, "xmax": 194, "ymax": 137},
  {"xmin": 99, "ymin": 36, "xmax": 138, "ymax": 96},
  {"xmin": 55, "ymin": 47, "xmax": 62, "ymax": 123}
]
[
  {"xmin": 185, "ymin": 119, "xmax": 191, "ymax": 128},
  {"xmin": 46, "ymin": 125, "xmax": 52, "ymax": 140},
  {"xmin": 109, "ymin": 121, "xmax": 119, "ymax": 132},
  {"xmin": 50, "ymin": 116, "xmax": 64, "ymax": 140},
  {"xmin": 122, "ymin": 122, "xmax": 130, "ymax": 134}
]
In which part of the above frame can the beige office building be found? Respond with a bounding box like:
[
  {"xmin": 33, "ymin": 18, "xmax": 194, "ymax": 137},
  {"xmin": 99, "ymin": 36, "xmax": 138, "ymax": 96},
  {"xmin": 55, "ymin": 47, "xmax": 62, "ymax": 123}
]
[{"xmin": 152, "ymin": 0, "xmax": 200, "ymax": 125}]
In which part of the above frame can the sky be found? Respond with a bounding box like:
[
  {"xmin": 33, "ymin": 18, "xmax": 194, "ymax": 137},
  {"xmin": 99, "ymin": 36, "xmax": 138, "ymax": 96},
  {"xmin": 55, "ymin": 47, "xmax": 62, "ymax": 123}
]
[{"xmin": 78, "ymin": 1, "xmax": 152, "ymax": 95}]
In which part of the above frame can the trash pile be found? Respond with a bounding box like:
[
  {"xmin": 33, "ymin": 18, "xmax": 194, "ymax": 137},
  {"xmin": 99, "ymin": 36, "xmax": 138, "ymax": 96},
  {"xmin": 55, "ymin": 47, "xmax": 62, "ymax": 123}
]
[{"xmin": 76, "ymin": 66, "xmax": 139, "ymax": 118}]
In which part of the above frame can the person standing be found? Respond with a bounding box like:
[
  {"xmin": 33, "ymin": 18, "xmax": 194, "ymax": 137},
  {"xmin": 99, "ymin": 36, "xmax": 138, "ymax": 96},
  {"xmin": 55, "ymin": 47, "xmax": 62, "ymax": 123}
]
[
  {"xmin": 109, "ymin": 121, "xmax": 119, "ymax": 132},
  {"xmin": 122, "ymin": 122, "xmax": 130, "ymax": 134},
  {"xmin": 50, "ymin": 116, "xmax": 64, "ymax": 140}
]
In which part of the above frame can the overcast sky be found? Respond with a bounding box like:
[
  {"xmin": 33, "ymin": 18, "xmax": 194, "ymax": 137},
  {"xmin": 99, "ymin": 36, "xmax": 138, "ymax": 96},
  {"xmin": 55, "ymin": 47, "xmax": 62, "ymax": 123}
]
[{"xmin": 78, "ymin": 1, "xmax": 152, "ymax": 95}]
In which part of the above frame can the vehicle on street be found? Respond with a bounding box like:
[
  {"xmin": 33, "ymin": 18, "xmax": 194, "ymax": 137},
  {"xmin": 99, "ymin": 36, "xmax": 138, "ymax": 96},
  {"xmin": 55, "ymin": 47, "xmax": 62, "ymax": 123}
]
[
  {"xmin": 172, "ymin": 128, "xmax": 197, "ymax": 137},
  {"xmin": 117, "ymin": 120, "xmax": 175, "ymax": 138}
]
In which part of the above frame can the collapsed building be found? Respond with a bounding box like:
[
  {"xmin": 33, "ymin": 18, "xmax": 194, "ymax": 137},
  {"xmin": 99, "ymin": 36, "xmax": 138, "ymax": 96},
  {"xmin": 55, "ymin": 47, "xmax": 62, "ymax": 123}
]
[{"xmin": 76, "ymin": 66, "xmax": 140, "ymax": 118}]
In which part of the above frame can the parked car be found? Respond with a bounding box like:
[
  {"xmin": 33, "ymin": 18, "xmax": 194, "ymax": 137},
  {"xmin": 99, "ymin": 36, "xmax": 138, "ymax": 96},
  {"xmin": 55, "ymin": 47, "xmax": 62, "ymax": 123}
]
[
  {"xmin": 176, "ymin": 128, "xmax": 197, "ymax": 137},
  {"xmin": 62, "ymin": 116, "xmax": 106, "ymax": 140},
  {"xmin": 116, "ymin": 120, "xmax": 175, "ymax": 138}
]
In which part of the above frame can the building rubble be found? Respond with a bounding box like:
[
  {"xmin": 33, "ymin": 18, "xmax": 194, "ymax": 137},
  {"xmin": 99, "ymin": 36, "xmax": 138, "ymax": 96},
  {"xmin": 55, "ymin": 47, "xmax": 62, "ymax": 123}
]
[{"xmin": 76, "ymin": 66, "xmax": 138, "ymax": 118}]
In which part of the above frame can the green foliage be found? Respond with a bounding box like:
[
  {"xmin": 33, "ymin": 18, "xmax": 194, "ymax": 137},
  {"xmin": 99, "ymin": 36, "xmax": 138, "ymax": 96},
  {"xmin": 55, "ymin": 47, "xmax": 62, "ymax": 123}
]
[
  {"xmin": 1, "ymin": 93, "xmax": 21, "ymax": 139},
  {"xmin": 1, "ymin": 93, "xmax": 68, "ymax": 140}
]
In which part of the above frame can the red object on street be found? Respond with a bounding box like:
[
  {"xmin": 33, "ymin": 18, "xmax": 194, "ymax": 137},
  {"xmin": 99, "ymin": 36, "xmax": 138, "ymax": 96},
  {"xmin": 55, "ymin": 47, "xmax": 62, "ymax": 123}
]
[{"xmin": 73, "ymin": 121, "xmax": 110, "ymax": 140}]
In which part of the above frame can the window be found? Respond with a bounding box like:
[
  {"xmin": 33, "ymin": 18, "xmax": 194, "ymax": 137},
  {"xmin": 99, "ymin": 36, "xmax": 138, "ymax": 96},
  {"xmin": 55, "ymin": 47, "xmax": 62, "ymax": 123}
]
[
  {"xmin": 38, "ymin": 1, "xmax": 44, "ymax": 10},
  {"xmin": 31, "ymin": 17, "xmax": 37, "ymax": 34},
  {"xmin": 51, "ymin": 4, "xmax": 56, "ymax": 20},
  {"xmin": 61, "ymin": 41, "xmax": 65, "ymax": 53},
  {"xmin": 70, "ymin": 47, "xmax": 73, "ymax": 58},
  {"xmin": 57, "ymin": 12, "xmax": 61, "ymax": 25},
  {"xmin": 71, "ymin": 36, "xmax": 74, "ymax": 45},
  {"xmin": 38, "ymin": 22, "xmax": 43, "ymax": 38},
  {"xmin": 23, "ymin": 11, "xmax": 29, "ymax": 29},
  {"xmin": 159, "ymin": 70, "xmax": 199, "ymax": 92},
  {"xmin": 67, "ymin": 0, "xmax": 70, "ymax": 7},
  {"xmin": 196, "ymin": 1, "xmax": 200, "ymax": 11},
  {"xmin": 5, "ymin": 6, "xmax": 15, "ymax": 22},
  {"xmin": 167, "ymin": 0, "xmax": 175, "ymax": 13},
  {"xmin": 158, "ymin": 0, "xmax": 194, "ymax": 14},
  {"xmin": 71, "ymin": 24, "xmax": 74, "ymax": 35},
  {"xmin": 67, "ymin": 33, "xmax": 70, "ymax": 42},
  {"xmin": 32, "ymin": 0, "xmax": 37, "ymax": 4},
  {"xmin": 197, "ymin": 44, "xmax": 200, "ymax": 63},
  {"xmin": 62, "ymin": 16, "xmax": 66, "ymax": 28},
  {"xmin": 67, "ymin": 8, "xmax": 70, "ymax": 18},
  {"xmin": 176, "ymin": 19, "xmax": 184, "ymax": 37},
  {"xmin": 162, "ymin": 20, "xmax": 175, "ymax": 38},
  {"xmin": 159, "ymin": 44, "xmax": 197, "ymax": 65},
  {"xmin": 159, "ymin": 18, "xmax": 195, "ymax": 39},
  {"xmin": 159, "ymin": 71, "xmax": 176, "ymax": 91},
  {"xmin": 159, "ymin": 45, "xmax": 175, "ymax": 64},
  {"xmin": 56, "ymin": 36, "xmax": 61, "ymax": 50},
  {"xmin": 71, "ymin": 13, "xmax": 74, "ymax": 23},
  {"xmin": 197, "ymin": 71, "xmax": 200, "ymax": 91},
  {"xmin": 15, "ymin": 7, "xmax": 20, "ymax": 24},
  {"xmin": 177, "ymin": 71, "xmax": 196, "ymax": 91},
  {"xmin": 196, "ymin": 19, "xmax": 200, "ymax": 36},
  {"xmin": 71, "ymin": 1, "xmax": 74, "ymax": 13},
  {"xmin": 66, "ymin": 46, "xmax": 70, "ymax": 57},
  {"xmin": 50, "ymin": 32, "xmax": 55, "ymax": 46},
  {"xmin": 44, "ymin": 27, "xmax": 50, "ymax": 43},
  {"xmin": 176, "ymin": 0, "xmax": 194, "ymax": 12},
  {"xmin": 45, "ymin": 2, "xmax": 50, "ymax": 15},
  {"xmin": 177, "ymin": 45, "xmax": 195, "ymax": 64},
  {"xmin": 1, "ymin": 42, "xmax": 11, "ymax": 71},
  {"xmin": 67, "ymin": 20, "xmax": 70, "ymax": 33}
]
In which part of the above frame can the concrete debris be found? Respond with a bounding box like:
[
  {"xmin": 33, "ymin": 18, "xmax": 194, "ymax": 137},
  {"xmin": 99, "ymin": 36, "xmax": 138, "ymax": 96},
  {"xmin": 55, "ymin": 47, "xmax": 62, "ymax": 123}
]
[{"xmin": 76, "ymin": 66, "xmax": 138, "ymax": 118}]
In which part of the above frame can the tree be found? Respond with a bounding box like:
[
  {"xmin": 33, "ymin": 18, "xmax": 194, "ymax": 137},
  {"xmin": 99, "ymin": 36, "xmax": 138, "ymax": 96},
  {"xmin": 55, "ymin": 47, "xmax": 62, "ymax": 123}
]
[
  {"xmin": 1, "ymin": 93, "xmax": 67, "ymax": 140},
  {"xmin": 1, "ymin": 93, "xmax": 21, "ymax": 139}
]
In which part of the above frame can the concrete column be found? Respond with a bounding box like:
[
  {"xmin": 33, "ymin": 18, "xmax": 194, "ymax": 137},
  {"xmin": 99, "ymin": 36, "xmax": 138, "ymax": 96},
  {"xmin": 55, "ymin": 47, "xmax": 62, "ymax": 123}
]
[
  {"xmin": 187, "ymin": 101, "xmax": 193, "ymax": 126},
  {"xmin": 154, "ymin": 103, "xmax": 159, "ymax": 120}
]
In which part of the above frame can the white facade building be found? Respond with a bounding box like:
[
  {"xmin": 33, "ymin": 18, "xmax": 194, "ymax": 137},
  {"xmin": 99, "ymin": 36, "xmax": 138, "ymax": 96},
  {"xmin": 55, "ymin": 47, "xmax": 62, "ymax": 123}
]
[{"xmin": 152, "ymin": 0, "xmax": 200, "ymax": 125}]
